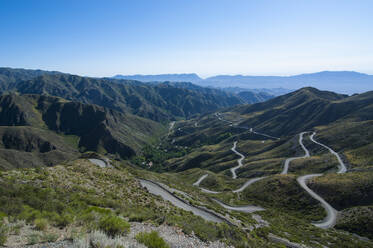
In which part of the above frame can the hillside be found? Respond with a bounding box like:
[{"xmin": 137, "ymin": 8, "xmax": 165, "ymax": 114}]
[
  {"xmin": 237, "ymin": 91, "xmax": 274, "ymax": 104},
  {"xmin": 221, "ymin": 87, "xmax": 373, "ymax": 136},
  {"xmin": 0, "ymin": 68, "xmax": 244, "ymax": 121},
  {"xmin": 0, "ymin": 85, "xmax": 372, "ymax": 246},
  {"xmin": 0, "ymin": 159, "xmax": 249, "ymax": 247},
  {"xmin": 0, "ymin": 94, "xmax": 163, "ymax": 169},
  {"xmin": 0, "ymin": 67, "xmax": 62, "ymax": 91},
  {"xmin": 156, "ymin": 86, "xmax": 373, "ymax": 241}
]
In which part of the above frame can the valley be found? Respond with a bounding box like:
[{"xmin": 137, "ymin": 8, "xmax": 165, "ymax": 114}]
[{"xmin": 0, "ymin": 68, "xmax": 372, "ymax": 247}]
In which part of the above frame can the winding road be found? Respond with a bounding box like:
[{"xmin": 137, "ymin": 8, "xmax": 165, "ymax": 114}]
[
  {"xmin": 192, "ymin": 141, "xmax": 266, "ymax": 212},
  {"xmin": 230, "ymin": 141, "xmax": 245, "ymax": 179},
  {"xmin": 294, "ymin": 131, "xmax": 347, "ymax": 228},
  {"xmin": 297, "ymin": 174, "xmax": 337, "ymax": 229},
  {"xmin": 193, "ymin": 131, "xmax": 347, "ymax": 229},
  {"xmin": 193, "ymin": 174, "xmax": 208, "ymax": 186},
  {"xmin": 281, "ymin": 132, "xmax": 310, "ymax": 175},
  {"xmin": 195, "ymin": 131, "xmax": 308, "ymax": 194},
  {"xmin": 212, "ymin": 198, "xmax": 265, "ymax": 213},
  {"xmin": 310, "ymin": 132, "xmax": 347, "ymax": 174},
  {"xmin": 193, "ymin": 142, "xmax": 267, "ymax": 193},
  {"xmin": 139, "ymin": 179, "xmax": 226, "ymax": 223},
  {"xmin": 165, "ymin": 118, "xmax": 347, "ymax": 229},
  {"xmin": 232, "ymin": 177, "xmax": 267, "ymax": 193},
  {"xmin": 215, "ymin": 112, "xmax": 280, "ymax": 140}
]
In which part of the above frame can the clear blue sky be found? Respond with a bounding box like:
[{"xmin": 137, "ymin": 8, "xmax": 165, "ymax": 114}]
[{"xmin": 0, "ymin": 0, "xmax": 372, "ymax": 77}]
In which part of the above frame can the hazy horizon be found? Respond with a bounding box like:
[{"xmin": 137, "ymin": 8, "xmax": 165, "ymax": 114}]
[{"xmin": 3, "ymin": 66, "xmax": 372, "ymax": 80}]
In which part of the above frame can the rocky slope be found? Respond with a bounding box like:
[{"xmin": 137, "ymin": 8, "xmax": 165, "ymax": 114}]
[{"xmin": 0, "ymin": 94, "xmax": 163, "ymax": 168}]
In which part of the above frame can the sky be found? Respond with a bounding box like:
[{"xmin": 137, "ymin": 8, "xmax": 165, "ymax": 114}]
[{"xmin": 0, "ymin": 0, "xmax": 372, "ymax": 78}]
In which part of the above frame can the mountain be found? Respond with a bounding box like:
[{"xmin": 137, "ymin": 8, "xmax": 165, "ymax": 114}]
[
  {"xmin": 221, "ymin": 87, "xmax": 292, "ymax": 96},
  {"xmin": 0, "ymin": 67, "xmax": 62, "ymax": 91},
  {"xmin": 113, "ymin": 71, "xmax": 373, "ymax": 94},
  {"xmin": 0, "ymin": 94, "xmax": 162, "ymax": 169},
  {"xmin": 161, "ymin": 87, "xmax": 373, "ymax": 240},
  {"xmin": 1, "ymin": 84, "xmax": 373, "ymax": 246},
  {"xmin": 236, "ymin": 91, "xmax": 274, "ymax": 104},
  {"xmin": 232, "ymin": 87, "xmax": 373, "ymax": 136},
  {"xmin": 201, "ymin": 71, "xmax": 373, "ymax": 94},
  {"xmin": 0, "ymin": 68, "xmax": 244, "ymax": 122},
  {"xmin": 113, "ymin": 73, "xmax": 202, "ymax": 83},
  {"xmin": 168, "ymin": 86, "xmax": 373, "ymax": 153}
]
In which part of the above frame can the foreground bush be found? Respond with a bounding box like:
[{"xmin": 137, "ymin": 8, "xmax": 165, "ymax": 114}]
[
  {"xmin": 135, "ymin": 231, "xmax": 169, "ymax": 248},
  {"xmin": 34, "ymin": 218, "xmax": 48, "ymax": 231},
  {"xmin": 98, "ymin": 215, "xmax": 130, "ymax": 237},
  {"xmin": 73, "ymin": 230, "xmax": 128, "ymax": 248},
  {"xmin": 0, "ymin": 220, "xmax": 8, "ymax": 246}
]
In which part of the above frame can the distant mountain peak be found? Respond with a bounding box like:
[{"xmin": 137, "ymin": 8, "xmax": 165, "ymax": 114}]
[{"xmin": 291, "ymin": 87, "xmax": 347, "ymax": 101}]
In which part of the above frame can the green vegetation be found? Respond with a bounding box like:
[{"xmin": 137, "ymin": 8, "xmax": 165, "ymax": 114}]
[
  {"xmin": 310, "ymin": 171, "xmax": 373, "ymax": 209},
  {"xmin": 135, "ymin": 231, "xmax": 170, "ymax": 248},
  {"xmin": 236, "ymin": 175, "xmax": 325, "ymax": 221},
  {"xmin": 34, "ymin": 218, "xmax": 48, "ymax": 231},
  {"xmin": 0, "ymin": 71, "xmax": 373, "ymax": 247},
  {"xmin": 0, "ymin": 219, "xmax": 7, "ymax": 246},
  {"xmin": 0, "ymin": 68, "xmax": 243, "ymax": 122},
  {"xmin": 98, "ymin": 215, "xmax": 130, "ymax": 237},
  {"xmin": 0, "ymin": 159, "xmax": 251, "ymax": 247},
  {"xmin": 131, "ymin": 144, "xmax": 190, "ymax": 172},
  {"xmin": 336, "ymin": 206, "xmax": 373, "ymax": 239},
  {"xmin": 0, "ymin": 93, "xmax": 165, "ymax": 169}
]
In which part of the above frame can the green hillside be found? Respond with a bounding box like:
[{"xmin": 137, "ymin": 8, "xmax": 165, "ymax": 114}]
[
  {"xmin": 0, "ymin": 68, "xmax": 244, "ymax": 122},
  {"xmin": 0, "ymin": 94, "xmax": 163, "ymax": 168}
]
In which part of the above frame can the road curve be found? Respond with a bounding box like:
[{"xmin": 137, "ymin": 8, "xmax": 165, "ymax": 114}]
[
  {"xmin": 200, "ymin": 188, "xmax": 221, "ymax": 194},
  {"xmin": 212, "ymin": 198, "xmax": 265, "ymax": 213},
  {"xmin": 193, "ymin": 174, "xmax": 220, "ymax": 193},
  {"xmin": 139, "ymin": 179, "xmax": 226, "ymax": 223},
  {"xmin": 310, "ymin": 132, "xmax": 347, "ymax": 174},
  {"xmin": 193, "ymin": 142, "xmax": 267, "ymax": 193},
  {"xmin": 230, "ymin": 141, "xmax": 245, "ymax": 179},
  {"xmin": 233, "ymin": 177, "xmax": 267, "ymax": 193},
  {"xmin": 215, "ymin": 112, "xmax": 279, "ymax": 140},
  {"xmin": 191, "ymin": 141, "xmax": 265, "ymax": 212},
  {"xmin": 297, "ymin": 174, "xmax": 338, "ymax": 229},
  {"xmin": 193, "ymin": 174, "xmax": 209, "ymax": 186},
  {"xmin": 281, "ymin": 132, "xmax": 310, "ymax": 175}
]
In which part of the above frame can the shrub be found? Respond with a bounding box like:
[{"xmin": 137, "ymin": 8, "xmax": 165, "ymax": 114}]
[
  {"xmin": 27, "ymin": 233, "xmax": 40, "ymax": 245},
  {"xmin": 54, "ymin": 212, "xmax": 73, "ymax": 227},
  {"xmin": 34, "ymin": 218, "xmax": 48, "ymax": 231},
  {"xmin": 85, "ymin": 206, "xmax": 112, "ymax": 215},
  {"xmin": 18, "ymin": 205, "xmax": 41, "ymax": 223},
  {"xmin": 98, "ymin": 215, "xmax": 130, "ymax": 237},
  {"xmin": 0, "ymin": 220, "xmax": 8, "ymax": 246},
  {"xmin": 42, "ymin": 233, "xmax": 59, "ymax": 242},
  {"xmin": 135, "ymin": 231, "xmax": 169, "ymax": 248},
  {"xmin": 73, "ymin": 230, "xmax": 127, "ymax": 248}
]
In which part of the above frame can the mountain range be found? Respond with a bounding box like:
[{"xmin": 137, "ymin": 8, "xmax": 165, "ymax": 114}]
[
  {"xmin": 0, "ymin": 67, "xmax": 373, "ymax": 247},
  {"xmin": 114, "ymin": 71, "xmax": 373, "ymax": 94},
  {"xmin": 0, "ymin": 68, "xmax": 246, "ymax": 121}
]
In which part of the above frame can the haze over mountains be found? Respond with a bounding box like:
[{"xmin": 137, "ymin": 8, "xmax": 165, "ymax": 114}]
[{"xmin": 114, "ymin": 71, "xmax": 373, "ymax": 94}]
